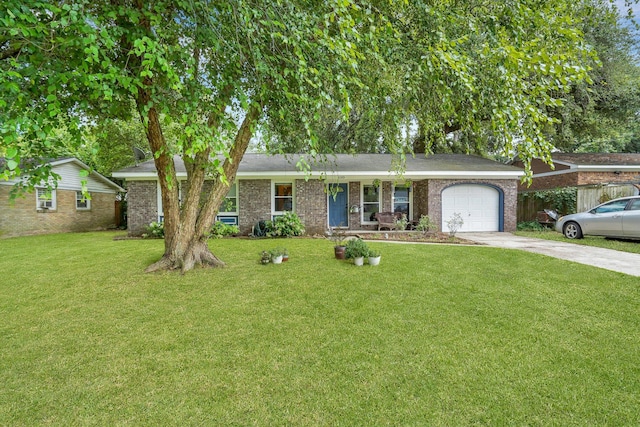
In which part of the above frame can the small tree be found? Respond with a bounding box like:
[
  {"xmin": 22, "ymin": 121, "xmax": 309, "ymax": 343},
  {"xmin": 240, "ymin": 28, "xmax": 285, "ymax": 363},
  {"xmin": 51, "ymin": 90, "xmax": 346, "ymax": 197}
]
[{"xmin": 446, "ymin": 213, "xmax": 464, "ymax": 237}]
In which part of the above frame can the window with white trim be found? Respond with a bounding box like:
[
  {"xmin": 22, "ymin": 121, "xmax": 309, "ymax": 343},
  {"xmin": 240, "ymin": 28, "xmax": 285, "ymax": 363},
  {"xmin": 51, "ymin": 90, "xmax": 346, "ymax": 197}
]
[
  {"xmin": 362, "ymin": 183, "xmax": 380, "ymax": 222},
  {"xmin": 273, "ymin": 182, "xmax": 293, "ymax": 215},
  {"xmin": 216, "ymin": 182, "xmax": 238, "ymax": 225},
  {"xmin": 76, "ymin": 191, "xmax": 91, "ymax": 210},
  {"xmin": 36, "ymin": 188, "xmax": 56, "ymax": 210},
  {"xmin": 393, "ymin": 185, "xmax": 411, "ymax": 217},
  {"xmin": 219, "ymin": 182, "xmax": 238, "ymax": 214}
]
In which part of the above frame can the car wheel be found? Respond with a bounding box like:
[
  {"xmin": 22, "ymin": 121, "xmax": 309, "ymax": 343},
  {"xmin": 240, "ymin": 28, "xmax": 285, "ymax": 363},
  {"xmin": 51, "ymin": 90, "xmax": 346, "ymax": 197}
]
[{"xmin": 563, "ymin": 222, "xmax": 583, "ymax": 239}]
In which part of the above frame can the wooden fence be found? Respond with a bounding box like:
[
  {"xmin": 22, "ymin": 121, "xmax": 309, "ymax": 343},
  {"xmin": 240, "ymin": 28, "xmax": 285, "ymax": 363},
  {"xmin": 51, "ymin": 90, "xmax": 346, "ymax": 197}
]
[{"xmin": 518, "ymin": 184, "xmax": 639, "ymax": 223}]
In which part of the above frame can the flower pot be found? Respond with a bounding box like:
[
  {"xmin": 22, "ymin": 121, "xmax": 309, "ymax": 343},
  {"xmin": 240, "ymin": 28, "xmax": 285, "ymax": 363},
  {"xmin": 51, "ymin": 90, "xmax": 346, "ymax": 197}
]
[
  {"xmin": 334, "ymin": 246, "xmax": 346, "ymax": 259},
  {"xmin": 282, "ymin": 255, "xmax": 289, "ymax": 262},
  {"xmin": 368, "ymin": 256, "xmax": 381, "ymax": 266},
  {"xmin": 354, "ymin": 256, "xmax": 364, "ymax": 266},
  {"xmin": 272, "ymin": 255, "xmax": 283, "ymax": 264}
]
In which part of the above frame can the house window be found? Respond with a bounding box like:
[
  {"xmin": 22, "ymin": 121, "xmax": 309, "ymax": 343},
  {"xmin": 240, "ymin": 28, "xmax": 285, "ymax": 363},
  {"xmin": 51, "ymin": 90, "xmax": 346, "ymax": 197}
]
[
  {"xmin": 219, "ymin": 183, "xmax": 237, "ymax": 214},
  {"xmin": 362, "ymin": 184, "xmax": 380, "ymax": 222},
  {"xmin": 76, "ymin": 191, "xmax": 91, "ymax": 210},
  {"xmin": 36, "ymin": 188, "xmax": 56, "ymax": 210},
  {"xmin": 273, "ymin": 182, "xmax": 293, "ymax": 214},
  {"xmin": 216, "ymin": 182, "xmax": 238, "ymax": 225},
  {"xmin": 393, "ymin": 185, "xmax": 411, "ymax": 217}
]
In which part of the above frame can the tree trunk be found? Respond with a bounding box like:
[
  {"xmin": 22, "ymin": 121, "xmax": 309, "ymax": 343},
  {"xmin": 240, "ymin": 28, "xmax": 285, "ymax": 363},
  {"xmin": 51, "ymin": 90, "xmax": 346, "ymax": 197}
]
[{"xmin": 143, "ymin": 104, "xmax": 261, "ymax": 274}]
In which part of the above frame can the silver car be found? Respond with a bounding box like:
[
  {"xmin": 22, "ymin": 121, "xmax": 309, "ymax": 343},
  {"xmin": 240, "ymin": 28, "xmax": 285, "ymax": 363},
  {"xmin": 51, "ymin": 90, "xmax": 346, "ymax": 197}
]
[{"xmin": 555, "ymin": 196, "xmax": 640, "ymax": 239}]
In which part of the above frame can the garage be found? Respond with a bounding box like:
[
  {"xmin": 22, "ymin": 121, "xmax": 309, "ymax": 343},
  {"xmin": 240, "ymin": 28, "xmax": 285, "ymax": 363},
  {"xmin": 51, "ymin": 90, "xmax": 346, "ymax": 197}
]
[{"xmin": 442, "ymin": 184, "xmax": 501, "ymax": 232}]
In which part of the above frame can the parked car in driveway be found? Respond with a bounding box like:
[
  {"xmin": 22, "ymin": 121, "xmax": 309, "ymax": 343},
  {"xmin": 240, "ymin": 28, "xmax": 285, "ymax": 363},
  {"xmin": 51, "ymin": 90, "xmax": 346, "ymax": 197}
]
[{"xmin": 555, "ymin": 196, "xmax": 640, "ymax": 239}]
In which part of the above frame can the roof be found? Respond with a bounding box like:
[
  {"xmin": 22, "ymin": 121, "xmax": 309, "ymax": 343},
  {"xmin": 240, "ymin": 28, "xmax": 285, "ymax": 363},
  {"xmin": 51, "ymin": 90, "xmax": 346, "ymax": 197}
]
[
  {"xmin": 112, "ymin": 153, "xmax": 523, "ymax": 181},
  {"xmin": 551, "ymin": 153, "xmax": 640, "ymax": 166},
  {"xmin": 1, "ymin": 157, "xmax": 124, "ymax": 192}
]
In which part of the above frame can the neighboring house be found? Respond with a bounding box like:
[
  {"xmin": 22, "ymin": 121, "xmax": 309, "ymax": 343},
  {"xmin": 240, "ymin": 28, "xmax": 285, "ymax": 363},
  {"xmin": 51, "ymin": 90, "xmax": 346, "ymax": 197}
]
[
  {"xmin": 513, "ymin": 153, "xmax": 640, "ymax": 212},
  {"xmin": 0, "ymin": 157, "xmax": 124, "ymax": 238},
  {"xmin": 113, "ymin": 153, "xmax": 523, "ymax": 236}
]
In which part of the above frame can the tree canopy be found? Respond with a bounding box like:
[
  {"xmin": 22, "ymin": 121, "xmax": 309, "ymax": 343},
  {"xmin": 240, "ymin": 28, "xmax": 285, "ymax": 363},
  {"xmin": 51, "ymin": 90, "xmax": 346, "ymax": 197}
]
[{"xmin": 1, "ymin": 0, "xmax": 605, "ymax": 271}]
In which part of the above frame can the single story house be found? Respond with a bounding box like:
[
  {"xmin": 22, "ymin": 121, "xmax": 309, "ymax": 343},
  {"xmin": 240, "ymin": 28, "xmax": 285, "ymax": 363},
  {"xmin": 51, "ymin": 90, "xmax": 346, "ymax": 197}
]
[
  {"xmin": 0, "ymin": 157, "xmax": 124, "ymax": 238},
  {"xmin": 113, "ymin": 153, "xmax": 523, "ymax": 236},
  {"xmin": 513, "ymin": 153, "xmax": 640, "ymax": 212}
]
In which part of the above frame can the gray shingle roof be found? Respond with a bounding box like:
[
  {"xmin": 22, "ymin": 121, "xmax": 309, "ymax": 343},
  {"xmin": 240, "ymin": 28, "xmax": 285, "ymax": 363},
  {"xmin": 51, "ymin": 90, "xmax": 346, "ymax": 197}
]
[{"xmin": 113, "ymin": 153, "xmax": 522, "ymax": 178}]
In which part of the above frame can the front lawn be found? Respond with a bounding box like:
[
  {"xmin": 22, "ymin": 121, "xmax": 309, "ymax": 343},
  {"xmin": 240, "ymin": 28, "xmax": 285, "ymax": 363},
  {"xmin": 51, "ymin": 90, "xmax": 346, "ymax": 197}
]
[
  {"xmin": 515, "ymin": 229, "xmax": 640, "ymax": 254},
  {"xmin": 1, "ymin": 232, "xmax": 639, "ymax": 425}
]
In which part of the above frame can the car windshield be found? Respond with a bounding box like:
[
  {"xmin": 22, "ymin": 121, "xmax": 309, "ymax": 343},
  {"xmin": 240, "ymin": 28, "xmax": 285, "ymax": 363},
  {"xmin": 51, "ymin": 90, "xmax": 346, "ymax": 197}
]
[{"xmin": 592, "ymin": 199, "xmax": 629, "ymax": 214}]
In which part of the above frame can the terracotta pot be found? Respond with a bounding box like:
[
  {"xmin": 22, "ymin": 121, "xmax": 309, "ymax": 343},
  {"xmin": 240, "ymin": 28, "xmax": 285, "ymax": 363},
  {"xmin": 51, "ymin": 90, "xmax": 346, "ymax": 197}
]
[{"xmin": 334, "ymin": 246, "xmax": 346, "ymax": 259}]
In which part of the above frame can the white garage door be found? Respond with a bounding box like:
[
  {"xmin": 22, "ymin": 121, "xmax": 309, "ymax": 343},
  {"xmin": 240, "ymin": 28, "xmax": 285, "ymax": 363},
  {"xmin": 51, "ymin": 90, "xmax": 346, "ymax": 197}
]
[{"xmin": 442, "ymin": 185, "xmax": 500, "ymax": 232}]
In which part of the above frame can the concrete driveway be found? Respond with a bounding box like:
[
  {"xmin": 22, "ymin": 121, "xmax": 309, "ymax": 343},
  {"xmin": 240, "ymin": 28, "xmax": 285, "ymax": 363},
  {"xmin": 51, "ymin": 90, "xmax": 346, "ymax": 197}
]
[{"xmin": 460, "ymin": 232, "xmax": 640, "ymax": 277}]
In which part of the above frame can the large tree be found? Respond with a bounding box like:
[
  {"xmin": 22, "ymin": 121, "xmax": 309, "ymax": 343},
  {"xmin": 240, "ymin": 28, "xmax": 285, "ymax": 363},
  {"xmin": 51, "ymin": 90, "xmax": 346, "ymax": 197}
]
[{"xmin": 2, "ymin": 1, "xmax": 596, "ymax": 272}]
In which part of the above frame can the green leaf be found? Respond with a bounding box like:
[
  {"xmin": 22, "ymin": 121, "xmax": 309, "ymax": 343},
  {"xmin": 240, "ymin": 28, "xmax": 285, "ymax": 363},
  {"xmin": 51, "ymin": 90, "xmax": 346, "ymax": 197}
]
[{"xmin": 6, "ymin": 147, "xmax": 18, "ymax": 159}]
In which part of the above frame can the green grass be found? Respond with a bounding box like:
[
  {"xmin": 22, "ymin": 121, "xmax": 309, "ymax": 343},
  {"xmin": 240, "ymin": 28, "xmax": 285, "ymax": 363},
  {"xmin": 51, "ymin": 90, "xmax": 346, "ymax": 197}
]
[
  {"xmin": 515, "ymin": 229, "xmax": 640, "ymax": 254},
  {"xmin": 1, "ymin": 232, "xmax": 639, "ymax": 425}
]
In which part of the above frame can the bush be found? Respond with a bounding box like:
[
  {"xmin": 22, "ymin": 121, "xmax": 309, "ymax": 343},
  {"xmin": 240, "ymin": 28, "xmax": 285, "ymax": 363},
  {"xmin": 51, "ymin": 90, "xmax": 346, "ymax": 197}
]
[
  {"xmin": 266, "ymin": 212, "xmax": 305, "ymax": 237},
  {"xmin": 445, "ymin": 212, "xmax": 464, "ymax": 237},
  {"xmin": 209, "ymin": 221, "xmax": 240, "ymax": 239},
  {"xmin": 142, "ymin": 221, "xmax": 164, "ymax": 239},
  {"xmin": 395, "ymin": 213, "xmax": 409, "ymax": 231},
  {"xmin": 416, "ymin": 215, "xmax": 436, "ymax": 234},
  {"xmin": 344, "ymin": 238, "xmax": 369, "ymax": 259},
  {"xmin": 517, "ymin": 221, "xmax": 546, "ymax": 231}
]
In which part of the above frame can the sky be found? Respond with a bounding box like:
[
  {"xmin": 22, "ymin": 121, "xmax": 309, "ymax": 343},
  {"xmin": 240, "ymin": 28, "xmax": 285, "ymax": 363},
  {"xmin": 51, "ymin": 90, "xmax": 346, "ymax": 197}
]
[{"xmin": 613, "ymin": 0, "xmax": 640, "ymax": 18}]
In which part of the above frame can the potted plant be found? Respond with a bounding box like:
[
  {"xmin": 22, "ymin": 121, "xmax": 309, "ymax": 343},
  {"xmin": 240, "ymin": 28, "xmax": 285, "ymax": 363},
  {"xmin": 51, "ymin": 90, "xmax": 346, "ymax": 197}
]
[
  {"xmin": 328, "ymin": 226, "xmax": 348, "ymax": 259},
  {"xmin": 344, "ymin": 238, "xmax": 369, "ymax": 266},
  {"xmin": 367, "ymin": 249, "xmax": 381, "ymax": 266},
  {"xmin": 269, "ymin": 248, "xmax": 284, "ymax": 264},
  {"xmin": 260, "ymin": 250, "xmax": 271, "ymax": 265},
  {"xmin": 281, "ymin": 248, "xmax": 289, "ymax": 262}
]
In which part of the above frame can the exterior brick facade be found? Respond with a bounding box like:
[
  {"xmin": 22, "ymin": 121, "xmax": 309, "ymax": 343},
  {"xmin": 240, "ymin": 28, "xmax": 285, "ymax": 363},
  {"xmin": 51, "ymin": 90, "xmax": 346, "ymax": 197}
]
[
  {"xmin": 427, "ymin": 179, "xmax": 519, "ymax": 232},
  {"xmin": 519, "ymin": 171, "xmax": 639, "ymax": 192},
  {"xmin": 412, "ymin": 180, "xmax": 429, "ymax": 223},
  {"xmin": 348, "ymin": 181, "xmax": 362, "ymax": 230},
  {"xmin": 124, "ymin": 176, "xmax": 520, "ymax": 235},
  {"xmin": 0, "ymin": 186, "xmax": 117, "ymax": 238},
  {"xmin": 126, "ymin": 180, "xmax": 158, "ymax": 236},
  {"xmin": 295, "ymin": 179, "xmax": 327, "ymax": 235},
  {"xmin": 238, "ymin": 179, "xmax": 271, "ymax": 235}
]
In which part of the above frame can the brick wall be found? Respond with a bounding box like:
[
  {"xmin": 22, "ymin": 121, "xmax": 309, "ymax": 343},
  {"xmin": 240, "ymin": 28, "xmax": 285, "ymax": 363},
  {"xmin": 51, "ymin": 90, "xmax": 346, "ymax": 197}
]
[
  {"xmin": 348, "ymin": 181, "xmax": 362, "ymax": 229},
  {"xmin": 127, "ymin": 180, "xmax": 158, "ymax": 236},
  {"xmin": 0, "ymin": 186, "xmax": 116, "ymax": 238},
  {"xmin": 519, "ymin": 173, "xmax": 578, "ymax": 191},
  {"xmin": 381, "ymin": 181, "xmax": 393, "ymax": 213},
  {"xmin": 238, "ymin": 179, "xmax": 271, "ymax": 235},
  {"xmin": 413, "ymin": 180, "xmax": 429, "ymax": 222},
  {"xmin": 427, "ymin": 179, "xmax": 518, "ymax": 232},
  {"xmin": 294, "ymin": 179, "xmax": 327, "ymax": 235},
  {"xmin": 577, "ymin": 171, "xmax": 639, "ymax": 186},
  {"xmin": 519, "ymin": 171, "xmax": 639, "ymax": 192}
]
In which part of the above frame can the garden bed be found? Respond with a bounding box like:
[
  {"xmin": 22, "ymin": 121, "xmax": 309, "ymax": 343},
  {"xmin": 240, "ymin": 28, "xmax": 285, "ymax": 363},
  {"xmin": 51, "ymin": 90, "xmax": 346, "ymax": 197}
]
[{"xmin": 355, "ymin": 231, "xmax": 479, "ymax": 245}]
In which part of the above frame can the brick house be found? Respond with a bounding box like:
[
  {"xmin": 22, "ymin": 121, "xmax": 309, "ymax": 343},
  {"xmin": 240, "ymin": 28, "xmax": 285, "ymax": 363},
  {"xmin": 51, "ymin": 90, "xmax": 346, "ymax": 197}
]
[
  {"xmin": 0, "ymin": 158, "xmax": 124, "ymax": 238},
  {"xmin": 113, "ymin": 153, "xmax": 524, "ymax": 236},
  {"xmin": 513, "ymin": 153, "xmax": 640, "ymax": 213}
]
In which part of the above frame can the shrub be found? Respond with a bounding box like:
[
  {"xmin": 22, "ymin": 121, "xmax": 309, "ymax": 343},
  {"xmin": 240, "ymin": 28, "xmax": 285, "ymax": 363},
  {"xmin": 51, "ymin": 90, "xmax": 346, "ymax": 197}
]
[
  {"xmin": 267, "ymin": 212, "xmax": 305, "ymax": 237},
  {"xmin": 209, "ymin": 221, "xmax": 240, "ymax": 239},
  {"xmin": 344, "ymin": 238, "xmax": 369, "ymax": 259},
  {"xmin": 445, "ymin": 212, "xmax": 464, "ymax": 237},
  {"xmin": 394, "ymin": 213, "xmax": 409, "ymax": 231},
  {"xmin": 416, "ymin": 215, "xmax": 436, "ymax": 234},
  {"xmin": 142, "ymin": 221, "xmax": 164, "ymax": 239},
  {"xmin": 517, "ymin": 221, "xmax": 546, "ymax": 231}
]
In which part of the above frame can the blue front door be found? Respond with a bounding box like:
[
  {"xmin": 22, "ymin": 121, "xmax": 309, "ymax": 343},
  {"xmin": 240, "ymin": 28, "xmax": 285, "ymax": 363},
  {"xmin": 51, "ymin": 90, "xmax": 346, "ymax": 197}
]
[{"xmin": 328, "ymin": 183, "xmax": 348, "ymax": 227}]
